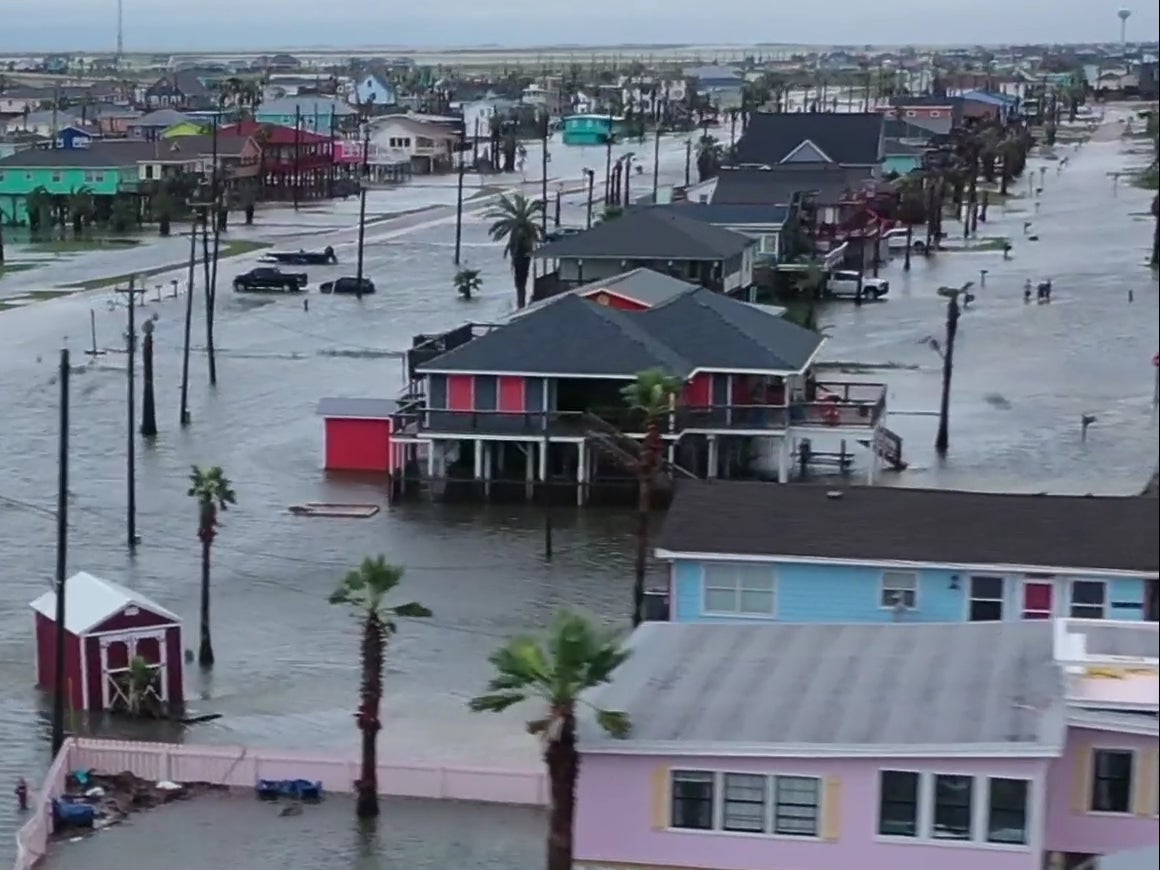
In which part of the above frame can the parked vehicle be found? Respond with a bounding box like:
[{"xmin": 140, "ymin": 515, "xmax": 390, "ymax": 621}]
[
  {"xmin": 882, "ymin": 226, "xmax": 926, "ymax": 252},
  {"xmin": 233, "ymin": 267, "xmax": 309, "ymax": 293},
  {"xmin": 320, "ymin": 276, "xmax": 376, "ymax": 295},
  {"xmin": 828, "ymin": 271, "xmax": 889, "ymax": 301},
  {"xmin": 258, "ymin": 246, "xmax": 338, "ymax": 266}
]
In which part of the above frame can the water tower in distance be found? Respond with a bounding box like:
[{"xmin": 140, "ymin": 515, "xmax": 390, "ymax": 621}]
[{"xmin": 1117, "ymin": 7, "xmax": 1131, "ymax": 43}]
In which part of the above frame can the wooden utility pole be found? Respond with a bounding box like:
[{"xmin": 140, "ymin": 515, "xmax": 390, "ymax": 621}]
[
  {"xmin": 206, "ymin": 115, "xmax": 220, "ymax": 387},
  {"xmin": 179, "ymin": 214, "xmax": 197, "ymax": 427},
  {"xmin": 540, "ymin": 113, "xmax": 549, "ymax": 236},
  {"xmin": 116, "ymin": 278, "xmax": 145, "ymax": 550},
  {"xmin": 50, "ymin": 347, "xmax": 70, "ymax": 756},
  {"xmin": 293, "ymin": 105, "xmax": 302, "ymax": 211},
  {"xmin": 934, "ymin": 293, "xmax": 961, "ymax": 456},
  {"xmin": 652, "ymin": 126, "xmax": 661, "ymax": 200},
  {"xmin": 453, "ymin": 148, "xmax": 465, "ymax": 265},
  {"xmin": 140, "ymin": 319, "xmax": 157, "ymax": 437}
]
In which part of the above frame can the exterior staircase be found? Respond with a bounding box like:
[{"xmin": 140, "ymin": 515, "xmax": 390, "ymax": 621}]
[{"xmin": 580, "ymin": 412, "xmax": 699, "ymax": 480}]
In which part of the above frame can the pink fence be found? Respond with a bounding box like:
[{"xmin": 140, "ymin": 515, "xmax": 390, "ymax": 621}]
[{"xmin": 13, "ymin": 742, "xmax": 74, "ymax": 870}]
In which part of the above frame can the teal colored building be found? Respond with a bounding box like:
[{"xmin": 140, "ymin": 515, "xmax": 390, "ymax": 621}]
[
  {"xmin": 0, "ymin": 149, "xmax": 138, "ymax": 224},
  {"xmin": 254, "ymin": 96, "xmax": 357, "ymax": 134},
  {"xmin": 561, "ymin": 114, "xmax": 625, "ymax": 146}
]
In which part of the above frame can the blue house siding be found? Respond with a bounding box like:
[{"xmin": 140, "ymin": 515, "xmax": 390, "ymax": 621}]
[{"xmin": 670, "ymin": 558, "xmax": 1152, "ymax": 623}]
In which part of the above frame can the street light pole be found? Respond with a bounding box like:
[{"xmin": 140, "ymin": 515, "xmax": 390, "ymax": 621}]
[
  {"xmin": 50, "ymin": 347, "xmax": 70, "ymax": 756},
  {"xmin": 117, "ymin": 277, "xmax": 143, "ymax": 550},
  {"xmin": 454, "ymin": 145, "xmax": 465, "ymax": 265},
  {"xmin": 652, "ymin": 125, "xmax": 661, "ymax": 200},
  {"xmin": 140, "ymin": 319, "xmax": 157, "ymax": 437},
  {"xmin": 540, "ymin": 113, "xmax": 549, "ymax": 236},
  {"xmin": 934, "ymin": 292, "xmax": 961, "ymax": 456},
  {"xmin": 583, "ymin": 169, "xmax": 594, "ymax": 229},
  {"xmin": 603, "ymin": 132, "xmax": 613, "ymax": 205}
]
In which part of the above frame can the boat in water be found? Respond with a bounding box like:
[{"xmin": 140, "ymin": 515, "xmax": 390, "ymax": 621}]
[{"xmin": 259, "ymin": 246, "xmax": 338, "ymax": 266}]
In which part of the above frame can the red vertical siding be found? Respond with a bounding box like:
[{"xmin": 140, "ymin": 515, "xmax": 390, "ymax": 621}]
[
  {"xmin": 447, "ymin": 375, "xmax": 474, "ymax": 410},
  {"xmin": 165, "ymin": 625, "xmax": 185, "ymax": 706},
  {"xmin": 324, "ymin": 418, "xmax": 393, "ymax": 472},
  {"xmin": 34, "ymin": 614, "xmax": 84, "ymax": 710},
  {"xmin": 93, "ymin": 606, "xmax": 177, "ymax": 633},
  {"xmin": 85, "ymin": 636, "xmax": 102, "ymax": 711},
  {"xmin": 66, "ymin": 633, "xmax": 83, "ymax": 711},
  {"xmin": 498, "ymin": 377, "xmax": 526, "ymax": 412},
  {"xmin": 681, "ymin": 373, "xmax": 712, "ymax": 408}
]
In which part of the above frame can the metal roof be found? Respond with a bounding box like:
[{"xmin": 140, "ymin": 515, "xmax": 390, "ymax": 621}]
[
  {"xmin": 734, "ymin": 112, "xmax": 884, "ymax": 166},
  {"xmin": 580, "ymin": 621, "xmax": 1065, "ymax": 756},
  {"xmin": 316, "ymin": 397, "xmax": 398, "ymax": 419},
  {"xmin": 30, "ymin": 571, "xmax": 181, "ymax": 636},
  {"xmin": 534, "ymin": 208, "xmax": 754, "ymax": 262}
]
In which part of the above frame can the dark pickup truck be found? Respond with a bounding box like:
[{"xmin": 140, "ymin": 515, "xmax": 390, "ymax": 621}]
[
  {"xmin": 320, "ymin": 276, "xmax": 376, "ymax": 295},
  {"xmin": 233, "ymin": 267, "xmax": 309, "ymax": 293}
]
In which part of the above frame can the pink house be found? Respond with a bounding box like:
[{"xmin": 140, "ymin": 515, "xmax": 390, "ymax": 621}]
[{"xmin": 574, "ymin": 619, "xmax": 1158, "ymax": 870}]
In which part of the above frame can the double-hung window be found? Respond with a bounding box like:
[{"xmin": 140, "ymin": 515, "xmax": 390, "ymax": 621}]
[
  {"xmin": 1070, "ymin": 581, "xmax": 1107, "ymax": 619},
  {"xmin": 671, "ymin": 771, "xmax": 714, "ymax": 829},
  {"xmin": 881, "ymin": 572, "xmax": 917, "ymax": 610},
  {"xmin": 1091, "ymin": 749, "xmax": 1133, "ymax": 813},
  {"xmin": 773, "ymin": 776, "xmax": 819, "ymax": 836},
  {"xmin": 986, "ymin": 777, "xmax": 1029, "ymax": 844},
  {"xmin": 932, "ymin": 774, "xmax": 973, "ymax": 840},
  {"xmin": 878, "ymin": 770, "xmax": 920, "ymax": 837},
  {"xmin": 722, "ymin": 774, "xmax": 766, "ymax": 832},
  {"xmin": 968, "ymin": 576, "xmax": 1004, "ymax": 621},
  {"xmin": 703, "ymin": 565, "xmax": 775, "ymax": 616}
]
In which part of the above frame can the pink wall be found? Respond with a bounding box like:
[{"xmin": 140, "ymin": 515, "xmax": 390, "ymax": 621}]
[
  {"xmin": 1045, "ymin": 728, "xmax": 1159, "ymax": 855},
  {"xmin": 575, "ymin": 754, "xmax": 1046, "ymax": 870}
]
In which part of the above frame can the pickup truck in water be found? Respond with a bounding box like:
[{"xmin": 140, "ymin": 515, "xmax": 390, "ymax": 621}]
[
  {"xmin": 828, "ymin": 270, "xmax": 889, "ymax": 301},
  {"xmin": 233, "ymin": 267, "xmax": 309, "ymax": 293}
]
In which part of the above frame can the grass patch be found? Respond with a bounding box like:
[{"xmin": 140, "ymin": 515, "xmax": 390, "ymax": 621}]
[
  {"xmin": 0, "ymin": 261, "xmax": 37, "ymax": 277},
  {"xmin": 59, "ymin": 239, "xmax": 270, "ymax": 291},
  {"xmin": 27, "ymin": 237, "xmax": 142, "ymax": 254}
]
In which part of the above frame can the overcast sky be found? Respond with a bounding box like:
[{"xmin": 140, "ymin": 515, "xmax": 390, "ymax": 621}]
[{"xmin": 1, "ymin": 0, "xmax": 1156, "ymax": 52}]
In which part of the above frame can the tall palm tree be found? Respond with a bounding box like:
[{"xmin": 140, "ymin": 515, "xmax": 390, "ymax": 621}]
[
  {"xmin": 486, "ymin": 192, "xmax": 543, "ymax": 309},
  {"xmin": 187, "ymin": 466, "xmax": 236, "ymax": 668},
  {"xmin": 329, "ymin": 556, "xmax": 431, "ymax": 819},
  {"xmin": 621, "ymin": 369, "xmax": 683, "ymax": 627},
  {"xmin": 470, "ymin": 610, "xmax": 631, "ymax": 870}
]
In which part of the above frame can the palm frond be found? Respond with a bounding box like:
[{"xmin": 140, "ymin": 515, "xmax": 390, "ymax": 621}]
[
  {"xmin": 468, "ymin": 691, "xmax": 527, "ymax": 713},
  {"xmin": 595, "ymin": 709, "xmax": 632, "ymax": 738}
]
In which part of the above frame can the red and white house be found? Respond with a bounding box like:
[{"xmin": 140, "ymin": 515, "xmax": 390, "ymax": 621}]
[{"xmin": 31, "ymin": 572, "xmax": 185, "ymax": 712}]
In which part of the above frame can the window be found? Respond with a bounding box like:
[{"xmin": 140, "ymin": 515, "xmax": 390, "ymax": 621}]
[
  {"xmin": 0, "ymin": 171, "xmax": 4, "ymax": 181},
  {"xmin": 774, "ymin": 776, "xmax": 819, "ymax": 836},
  {"xmin": 1022, "ymin": 579, "xmax": 1053, "ymax": 619},
  {"xmin": 145, "ymin": 165, "xmax": 155, "ymax": 180},
  {"xmin": 1091, "ymin": 750, "xmax": 1133, "ymax": 813},
  {"xmin": 1071, "ymin": 581, "xmax": 1106, "ymax": 619},
  {"xmin": 929, "ymin": 110, "xmax": 942, "ymax": 118},
  {"xmin": 703, "ymin": 565, "xmax": 775, "ymax": 615},
  {"xmin": 51, "ymin": 172, "xmax": 62, "ymax": 183},
  {"xmin": 878, "ymin": 770, "xmax": 919, "ymax": 837},
  {"xmin": 969, "ymin": 576, "xmax": 1004, "ymax": 621},
  {"xmin": 932, "ymin": 774, "xmax": 973, "ymax": 840},
  {"xmin": 671, "ymin": 771, "xmax": 714, "ymax": 829},
  {"xmin": 987, "ymin": 778, "xmax": 1029, "ymax": 844},
  {"xmin": 904, "ymin": 109, "xmax": 917, "ymax": 118},
  {"xmin": 722, "ymin": 773, "xmax": 766, "ymax": 832},
  {"xmin": 881, "ymin": 572, "xmax": 917, "ymax": 609}
]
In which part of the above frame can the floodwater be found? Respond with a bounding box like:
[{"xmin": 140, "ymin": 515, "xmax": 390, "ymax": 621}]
[{"xmin": 0, "ymin": 115, "xmax": 1157, "ymax": 862}]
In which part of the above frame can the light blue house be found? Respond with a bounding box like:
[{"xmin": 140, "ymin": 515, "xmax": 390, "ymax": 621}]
[
  {"xmin": 655, "ymin": 481, "xmax": 1158, "ymax": 624},
  {"xmin": 561, "ymin": 114, "xmax": 625, "ymax": 146},
  {"xmin": 254, "ymin": 96, "xmax": 358, "ymax": 134},
  {"xmin": 352, "ymin": 73, "xmax": 397, "ymax": 110}
]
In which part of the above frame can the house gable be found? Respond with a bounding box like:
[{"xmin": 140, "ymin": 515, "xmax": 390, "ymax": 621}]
[{"xmin": 778, "ymin": 139, "xmax": 833, "ymax": 164}]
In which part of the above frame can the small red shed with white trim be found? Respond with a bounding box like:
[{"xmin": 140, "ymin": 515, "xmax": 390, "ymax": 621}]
[
  {"xmin": 30, "ymin": 571, "xmax": 185, "ymax": 712},
  {"xmin": 317, "ymin": 397, "xmax": 403, "ymax": 474}
]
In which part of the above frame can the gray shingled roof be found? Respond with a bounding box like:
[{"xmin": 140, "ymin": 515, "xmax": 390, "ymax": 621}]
[
  {"xmin": 655, "ymin": 202, "xmax": 790, "ymax": 226},
  {"xmin": 581, "ymin": 621, "xmax": 1064, "ymax": 754},
  {"xmin": 512, "ymin": 268, "xmax": 699, "ymax": 319},
  {"xmin": 657, "ymin": 481, "xmax": 1160, "ymax": 573},
  {"xmin": 315, "ymin": 397, "xmax": 397, "ymax": 419},
  {"xmin": 534, "ymin": 208, "xmax": 753, "ymax": 261},
  {"xmin": 132, "ymin": 109, "xmax": 193, "ymax": 127},
  {"xmin": 0, "ymin": 146, "xmax": 141, "ymax": 168},
  {"xmin": 712, "ymin": 166, "xmax": 868, "ymax": 206},
  {"xmin": 419, "ymin": 286, "xmax": 821, "ymax": 376},
  {"xmin": 734, "ymin": 112, "xmax": 884, "ymax": 166}
]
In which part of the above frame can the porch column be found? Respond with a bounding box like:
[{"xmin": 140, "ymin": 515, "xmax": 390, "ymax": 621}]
[
  {"xmin": 866, "ymin": 429, "xmax": 879, "ymax": 486},
  {"xmin": 538, "ymin": 438, "xmax": 549, "ymax": 482},
  {"xmin": 576, "ymin": 443, "xmax": 588, "ymax": 506},
  {"xmin": 482, "ymin": 442, "xmax": 493, "ymax": 500},
  {"xmin": 706, "ymin": 435, "xmax": 719, "ymax": 479},
  {"xmin": 427, "ymin": 441, "xmax": 437, "ymax": 479},
  {"xmin": 524, "ymin": 442, "xmax": 535, "ymax": 501},
  {"xmin": 473, "ymin": 439, "xmax": 483, "ymax": 480},
  {"xmin": 777, "ymin": 435, "xmax": 791, "ymax": 484}
]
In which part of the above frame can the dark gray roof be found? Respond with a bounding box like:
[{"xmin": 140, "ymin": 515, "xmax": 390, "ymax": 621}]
[
  {"xmin": 711, "ymin": 166, "xmax": 868, "ymax": 206},
  {"xmin": 0, "ymin": 146, "xmax": 142, "ymax": 168},
  {"xmin": 132, "ymin": 109, "xmax": 193, "ymax": 127},
  {"xmin": 316, "ymin": 397, "xmax": 397, "ymax": 419},
  {"xmin": 658, "ymin": 481, "xmax": 1160, "ymax": 574},
  {"xmin": 510, "ymin": 269, "xmax": 699, "ymax": 320},
  {"xmin": 734, "ymin": 112, "xmax": 884, "ymax": 166},
  {"xmin": 534, "ymin": 208, "xmax": 754, "ymax": 261},
  {"xmin": 654, "ymin": 202, "xmax": 789, "ymax": 225},
  {"xmin": 883, "ymin": 117, "xmax": 936, "ymax": 141},
  {"xmin": 885, "ymin": 140, "xmax": 927, "ymax": 157},
  {"xmin": 581, "ymin": 621, "xmax": 1064, "ymax": 753},
  {"xmin": 420, "ymin": 286, "xmax": 821, "ymax": 377}
]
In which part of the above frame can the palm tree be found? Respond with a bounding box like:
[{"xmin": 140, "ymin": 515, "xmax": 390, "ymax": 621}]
[
  {"xmin": 187, "ymin": 466, "xmax": 236, "ymax": 668},
  {"xmin": 486, "ymin": 193, "xmax": 543, "ymax": 309},
  {"xmin": 152, "ymin": 188, "xmax": 174, "ymax": 236},
  {"xmin": 67, "ymin": 186, "xmax": 93, "ymax": 235},
  {"xmin": 469, "ymin": 610, "xmax": 631, "ymax": 870},
  {"xmin": 695, "ymin": 133, "xmax": 722, "ymax": 182},
  {"xmin": 453, "ymin": 267, "xmax": 482, "ymax": 300},
  {"xmin": 329, "ymin": 557, "xmax": 431, "ymax": 819},
  {"xmin": 621, "ymin": 369, "xmax": 683, "ymax": 627},
  {"xmin": 110, "ymin": 195, "xmax": 138, "ymax": 233},
  {"xmin": 1150, "ymin": 194, "xmax": 1158, "ymax": 268}
]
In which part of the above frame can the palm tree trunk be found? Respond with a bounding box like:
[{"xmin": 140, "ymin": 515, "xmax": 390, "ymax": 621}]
[
  {"xmin": 544, "ymin": 718, "xmax": 578, "ymax": 870},
  {"xmin": 356, "ymin": 613, "xmax": 384, "ymax": 818},
  {"xmin": 633, "ymin": 470, "xmax": 649, "ymax": 627},
  {"xmin": 198, "ymin": 530, "xmax": 215, "ymax": 667},
  {"xmin": 513, "ymin": 253, "xmax": 531, "ymax": 309}
]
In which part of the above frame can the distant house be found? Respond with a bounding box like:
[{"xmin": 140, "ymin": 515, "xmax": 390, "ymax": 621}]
[
  {"xmin": 880, "ymin": 96, "xmax": 965, "ymax": 136},
  {"xmin": 220, "ymin": 119, "xmax": 332, "ymax": 199},
  {"xmin": 532, "ymin": 208, "xmax": 758, "ymax": 300},
  {"xmin": 0, "ymin": 86, "xmax": 54, "ymax": 115},
  {"xmin": 561, "ymin": 114, "xmax": 625, "ymax": 146},
  {"xmin": 712, "ymin": 165, "xmax": 871, "ymax": 227},
  {"xmin": 127, "ymin": 109, "xmax": 193, "ymax": 141},
  {"xmin": 0, "ymin": 145, "xmax": 142, "ymax": 223},
  {"xmin": 961, "ymin": 90, "xmax": 1019, "ymax": 123},
  {"xmin": 572, "ymin": 618, "xmax": 1160, "ymax": 870},
  {"xmin": 459, "ymin": 97, "xmax": 516, "ymax": 142},
  {"xmin": 734, "ymin": 112, "xmax": 885, "ymax": 176},
  {"xmin": 254, "ymin": 96, "xmax": 357, "ymax": 134},
  {"xmin": 684, "ymin": 65, "xmax": 745, "ymax": 110},
  {"xmin": 144, "ymin": 71, "xmax": 212, "ymax": 110},
  {"xmin": 366, "ymin": 114, "xmax": 460, "ymax": 175},
  {"xmin": 656, "ymin": 481, "xmax": 1159, "ymax": 623},
  {"xmin": 652, "ymin": 202, "xmax": 792, "ymax": 262},
  {"xmin": 12, "ymin": 109, "xmax": 85, "ymax": 138},
  {"xmin": 85, "ymin": 103, "xmax": 141, "ymax": 136},
  {"xmin": 352, "ymin": 72, "xmax": 398, "ymax": 111},
  {"xmin": 52, "ymin": 124, "xmax": 100, "ymax": 151}
]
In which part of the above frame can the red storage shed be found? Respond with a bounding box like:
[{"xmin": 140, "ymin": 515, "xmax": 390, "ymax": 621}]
[
  {"xmin": 30, "ymin": 571, "xmax": 184, "ymax": 712},
  {"xmin": 317, "ymin": 397, "xmax": 403, "ymax": 473}
]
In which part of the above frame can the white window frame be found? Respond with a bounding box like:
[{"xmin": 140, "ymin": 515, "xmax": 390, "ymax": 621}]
[
  {"xmin": 702, "ymin": 564, "xmax": 776, "ymax": 617},
  {"xmin": 670, "ymin": 769, "xmax": 716, "ymax": 830},
  {"xmin": 880, "ymin": 571, "xmax": 918, "ymax": 610},
  {"xmin": 877, "ymin": 768, "xmax": 924, "ymax": 838},
  {"xmin": 984, "ymin": 776, "xmax": 1030, "ymax": 845},
  {"xmin": 668, "ymin": 770, "xmax": 821, "ymax": 840},
  {"xmin": 929, "ymin": 772, "xmax": 975, "ymax": 841},
  {"xmin": 1089, "ymin": 747, "xmax": 1136, "ymax": 815},
  {"xmin": 1020, "ymin": 577, "xmax": 1054, "ymax": 620},
  {"xmin": 1069, "ymin": 579, "xmax": 1107, "ymax": 619},
  {"xmin": 772, "ymin": 775, "xmax": 821, "ymax": 837},
  {"xmin": 967, "ymin": 575, "xmax": 1005, "ymax": 622}
]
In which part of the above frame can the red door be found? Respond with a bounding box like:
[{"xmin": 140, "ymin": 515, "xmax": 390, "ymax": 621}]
[{"xmin": 1022, "ymin": 581, "xmax": 1053, "ymax": 619}]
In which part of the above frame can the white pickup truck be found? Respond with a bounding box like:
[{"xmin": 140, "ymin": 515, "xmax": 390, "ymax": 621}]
[{"xmin": 828, "ymin": 270, "xmax": 889, "ymax": 301}]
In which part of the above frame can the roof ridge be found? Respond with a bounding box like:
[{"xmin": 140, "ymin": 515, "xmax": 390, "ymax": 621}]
[{"xmin": 589, "ymin": 300, "xmax": 693, "ymax": 375}]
